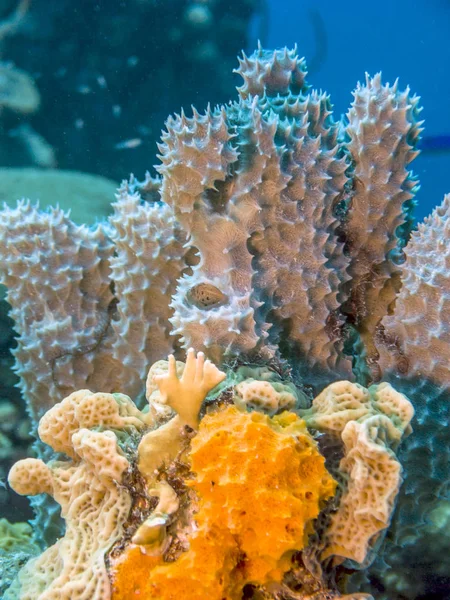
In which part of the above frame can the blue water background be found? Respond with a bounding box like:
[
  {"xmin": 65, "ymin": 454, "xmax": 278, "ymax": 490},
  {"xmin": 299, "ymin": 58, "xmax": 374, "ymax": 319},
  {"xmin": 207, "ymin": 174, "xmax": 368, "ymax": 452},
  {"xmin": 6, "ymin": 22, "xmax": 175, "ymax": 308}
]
[{"xmin": 265, "ymin": 0, "xmax": 450, "ymax": 223}]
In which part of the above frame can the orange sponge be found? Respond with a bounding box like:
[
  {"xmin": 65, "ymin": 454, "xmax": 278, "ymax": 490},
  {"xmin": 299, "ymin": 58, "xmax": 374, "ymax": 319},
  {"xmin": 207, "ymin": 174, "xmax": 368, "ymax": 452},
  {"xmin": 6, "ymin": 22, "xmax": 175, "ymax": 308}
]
[{"xmin": 111, "ymin": 406, "xmax": 336, "ymax": 599}]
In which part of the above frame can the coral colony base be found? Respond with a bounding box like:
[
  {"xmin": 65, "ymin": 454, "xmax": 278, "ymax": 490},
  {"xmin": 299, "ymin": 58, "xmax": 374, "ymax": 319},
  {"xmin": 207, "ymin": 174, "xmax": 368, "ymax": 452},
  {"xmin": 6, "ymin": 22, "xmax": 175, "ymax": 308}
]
[
  {"xmin": 0, "ymin": 45, "xmax": 448, "ymax": 599},
  {"xmin": 6, "ymin": 349, "xmax": 412, "ymax": 600}
]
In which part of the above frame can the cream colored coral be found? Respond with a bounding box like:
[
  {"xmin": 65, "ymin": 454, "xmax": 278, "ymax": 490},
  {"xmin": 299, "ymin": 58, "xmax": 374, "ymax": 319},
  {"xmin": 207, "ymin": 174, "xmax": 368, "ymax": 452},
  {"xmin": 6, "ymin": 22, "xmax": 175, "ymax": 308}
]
[
  {"xmin": 145, "ymin": 358, "xmax": 185, "ymax": 421},
  {"xmin": 234, "ymin": 378, "xmax": 299, "ymax": 414},
  {"xmin": 321, "ymin": 415, "xmax": 404, "ymax": 563},
  {"xmin": 9, "ymin": 458, "xmax": 53, "ymax": 496},
  {"xmin": 6, "ymin": 392, "xmax": 143, "ymax": 600},
  {"xmin": 301, "ymin": 381, "xmax": 414, "ymax": 566},
  {"xmin": 38, "ymin": 389, "xmax": 146, "ymax": 458},
  {"xmin": 301, "ymin": 380, "xmax": 413, "ymax": 438},
  {"xmin": 138, "ymin": 348, "xmax": 226, "ymax": 482},
  {"xmin": 132, "ymin": 480, "xmax": 180, "ymax": 553},
  {"xmin": 153, "ymin": 347, "xmax": 226, "ymax": 429},
  {"xmin": 137, "ymin": 417, "xmax": 186, "ymax": 484}
]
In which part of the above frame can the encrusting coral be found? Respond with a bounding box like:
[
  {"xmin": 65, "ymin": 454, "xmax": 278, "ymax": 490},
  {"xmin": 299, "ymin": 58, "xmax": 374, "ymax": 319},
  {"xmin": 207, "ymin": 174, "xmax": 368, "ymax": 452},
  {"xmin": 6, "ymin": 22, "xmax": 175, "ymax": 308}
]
[
  {"xmin": 6, "ymin": 390, "xmax": 147, "ymax": 600},
  {"xmin": 0, "ymin": 44, "xmax": 448, "ymax": 597},
  {"xmin": 300, "ymin": 381, "xmax": 414, "ymax": 567},
  {"xmin": 4, "ymin": 349, "xmax": 413, "ymax": 599}
]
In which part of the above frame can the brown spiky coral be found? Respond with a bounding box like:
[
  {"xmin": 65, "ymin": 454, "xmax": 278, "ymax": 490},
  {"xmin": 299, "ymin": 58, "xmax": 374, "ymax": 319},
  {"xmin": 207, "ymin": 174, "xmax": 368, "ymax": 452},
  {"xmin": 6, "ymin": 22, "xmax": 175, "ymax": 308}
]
[
  {"xmin": 0, "ymin": 202, "xmax": 116, "ymax": 427},
  {"xmin": 342, "ymin": 74, "xmax": 422, "ymax": 374},
  {"xmin": 108, "ymin": 181, "xmax": 188, "ymax": 398}
]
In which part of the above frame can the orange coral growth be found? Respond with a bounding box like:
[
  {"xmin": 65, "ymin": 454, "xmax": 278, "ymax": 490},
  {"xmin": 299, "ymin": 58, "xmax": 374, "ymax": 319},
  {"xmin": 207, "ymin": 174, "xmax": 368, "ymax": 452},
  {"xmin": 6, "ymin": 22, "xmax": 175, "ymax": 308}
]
[
  {"xmin": 111, "ymin": 406, "xmax": 336, "ymax": 599},
  {"xmin": 110, "ymin": 546, "xmax": 161, "ymax": 598}
]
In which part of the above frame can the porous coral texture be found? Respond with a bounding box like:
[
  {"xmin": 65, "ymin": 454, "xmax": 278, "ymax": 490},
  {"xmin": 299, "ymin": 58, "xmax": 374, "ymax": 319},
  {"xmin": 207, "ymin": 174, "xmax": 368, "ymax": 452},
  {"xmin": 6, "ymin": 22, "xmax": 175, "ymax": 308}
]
[
  {"xmin": 321, "ymin": 415, "xmax": 403, "ymax": 564},
  {"xmin": 6, "ymin": 391, "xmax": 146, "ymax": 600},
  {"xmin": 111, "ymin": 405, "xmax": 336, "ymax": 599},
  {"xmin": 234, "ymin": 377, "xmax": 300, "ymax": 414},
  {"xmin": 300, "ymin": 381, "xmax": 413, "ymax": 566}
]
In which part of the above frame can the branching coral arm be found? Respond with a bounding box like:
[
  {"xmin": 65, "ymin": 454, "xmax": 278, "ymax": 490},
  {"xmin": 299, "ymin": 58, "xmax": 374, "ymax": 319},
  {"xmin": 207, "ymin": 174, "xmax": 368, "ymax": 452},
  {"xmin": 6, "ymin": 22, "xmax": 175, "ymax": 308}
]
[{"xmin": 154, "ymin": 347, "xmax": 226, "ymax": 429}]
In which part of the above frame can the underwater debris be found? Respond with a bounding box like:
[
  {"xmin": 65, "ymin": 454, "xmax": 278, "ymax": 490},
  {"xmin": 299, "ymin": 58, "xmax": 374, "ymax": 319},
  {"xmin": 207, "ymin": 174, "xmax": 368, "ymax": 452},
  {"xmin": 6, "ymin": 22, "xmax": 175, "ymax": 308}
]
[
  {"xmin": 0, "ymin": 64, "xmax": 39, "ymax": 114},
  {"xmin": 114, "ymin": 138, "xmax": 143, "ymax": 150}
]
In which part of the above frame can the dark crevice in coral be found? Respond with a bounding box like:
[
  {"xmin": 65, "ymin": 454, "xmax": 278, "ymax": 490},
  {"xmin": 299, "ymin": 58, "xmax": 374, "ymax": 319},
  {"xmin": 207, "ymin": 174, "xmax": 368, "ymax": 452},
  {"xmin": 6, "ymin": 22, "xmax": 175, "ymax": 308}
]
[
  {"xmin": 374, "ymin": 324, "xmax": 410, "ymax": 376},
  {"xmin": 50, "ymin": 293, "xmax": 118, "ymax": 391},
  {"xmin": 242, "ymin": 552, "xmax": 344, "ymax": 599},
  {"xmin": 203, "ymin": 175, "xmax": 236, "ymax": 214}
]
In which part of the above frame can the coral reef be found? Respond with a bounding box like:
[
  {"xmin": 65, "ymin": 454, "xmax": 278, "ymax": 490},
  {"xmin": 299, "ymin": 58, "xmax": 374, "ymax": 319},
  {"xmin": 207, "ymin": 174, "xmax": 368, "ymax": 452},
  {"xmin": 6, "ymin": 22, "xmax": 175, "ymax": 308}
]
[
  {"xmin": 4, "ymin": 350, "xmax": 412, "ymax": 599},
  {"xmin": 0, "ymin": 46, "xmax": 423, "ymax": 427},
  {"xmin": 0, "ymin": 45, "xmax": 448, "ymax": 597}
]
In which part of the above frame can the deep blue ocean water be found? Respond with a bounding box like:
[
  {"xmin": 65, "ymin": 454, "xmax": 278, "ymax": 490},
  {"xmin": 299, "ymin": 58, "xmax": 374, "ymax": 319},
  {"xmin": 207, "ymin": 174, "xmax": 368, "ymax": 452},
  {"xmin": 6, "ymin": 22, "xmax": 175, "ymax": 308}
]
[{"xmin": 265, "ymin": 0, "xmax": 450, "ymax": 222}]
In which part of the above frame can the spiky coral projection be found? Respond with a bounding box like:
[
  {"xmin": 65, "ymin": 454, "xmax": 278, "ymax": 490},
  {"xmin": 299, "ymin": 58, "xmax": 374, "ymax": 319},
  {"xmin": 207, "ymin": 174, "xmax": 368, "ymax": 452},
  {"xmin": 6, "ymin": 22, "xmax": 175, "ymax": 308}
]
[
  {"xmin": 341, "ymin": 74, "xmax": 421, "ymax": 373},
  {"xmin": 366, "ymin": 195, "xmax": 450, "ymax": 598},
  {"xmin": 164, "ymin": 50, "xmax": 354, "ymax": 381},
  {"xmin": 108, "ymin": 178, "xmax": 188, "ymax": 398},
  {"xmin": 0, "ymin": 46, "xmax": 422, "ymax": 436},
  {"xmin": 0, "ymin": 202, "xmax": 116, "ymax": 426}
]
